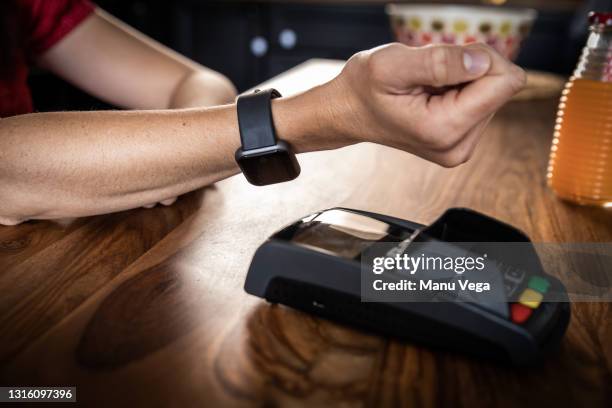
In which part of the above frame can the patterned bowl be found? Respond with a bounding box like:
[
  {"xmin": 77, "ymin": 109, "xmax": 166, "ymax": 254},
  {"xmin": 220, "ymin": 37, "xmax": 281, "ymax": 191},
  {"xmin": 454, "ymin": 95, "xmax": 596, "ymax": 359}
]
[{"xmin": 386, "ymin": 4, "xmax": 537, "ymax": 60}]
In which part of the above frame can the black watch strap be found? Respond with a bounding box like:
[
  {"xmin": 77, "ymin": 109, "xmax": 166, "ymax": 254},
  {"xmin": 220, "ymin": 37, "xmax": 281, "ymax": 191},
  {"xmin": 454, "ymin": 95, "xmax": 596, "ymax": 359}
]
[{"xmin": 236, "ymin": 88, "xmax": 281, "ymax": 150}]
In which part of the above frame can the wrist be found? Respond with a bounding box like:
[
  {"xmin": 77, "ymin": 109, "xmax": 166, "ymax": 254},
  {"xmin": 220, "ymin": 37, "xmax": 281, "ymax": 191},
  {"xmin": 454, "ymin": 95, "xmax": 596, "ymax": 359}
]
[{"xmin": 271, "ymin": 81, "xmax": 356, "ymax": 153}]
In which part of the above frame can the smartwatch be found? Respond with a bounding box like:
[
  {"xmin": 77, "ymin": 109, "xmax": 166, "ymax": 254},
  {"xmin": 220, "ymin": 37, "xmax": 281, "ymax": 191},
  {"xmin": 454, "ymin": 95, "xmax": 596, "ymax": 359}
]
[{"xmin": 235, "ymin": 89, "xmax": 301, "ymax": 186}]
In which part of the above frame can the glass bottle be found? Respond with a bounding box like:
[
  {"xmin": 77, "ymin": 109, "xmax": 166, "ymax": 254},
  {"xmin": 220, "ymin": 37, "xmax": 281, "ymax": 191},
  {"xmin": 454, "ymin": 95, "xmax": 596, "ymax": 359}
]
[{"xmin": 547, "ymin": 12, "xmax": 612, "ymax": 207}]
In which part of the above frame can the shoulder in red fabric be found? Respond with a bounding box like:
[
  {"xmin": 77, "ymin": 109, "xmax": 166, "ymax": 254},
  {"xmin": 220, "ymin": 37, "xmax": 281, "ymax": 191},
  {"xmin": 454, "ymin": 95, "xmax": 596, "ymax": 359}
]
[
  {"xmin": 20, "ymin": 0, "xmax": 95, "ymax": 58},
  {"xmin": 0, "ymin": 0, "xmax": 94, "ymax": 117}
]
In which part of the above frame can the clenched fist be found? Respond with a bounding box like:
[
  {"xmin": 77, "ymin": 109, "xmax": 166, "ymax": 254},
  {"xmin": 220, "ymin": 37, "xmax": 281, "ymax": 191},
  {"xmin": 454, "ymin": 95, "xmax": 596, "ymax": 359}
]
[{"xmin": 312, "ymin": 42, "xmax": 526, "ymax": 167}]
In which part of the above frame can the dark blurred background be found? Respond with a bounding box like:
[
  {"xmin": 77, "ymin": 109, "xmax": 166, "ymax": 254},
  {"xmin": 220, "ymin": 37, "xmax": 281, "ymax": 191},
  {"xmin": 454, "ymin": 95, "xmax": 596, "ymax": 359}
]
[{"xmin": 28, "ymin": 0, "xmax": 609, "ymax": 112}]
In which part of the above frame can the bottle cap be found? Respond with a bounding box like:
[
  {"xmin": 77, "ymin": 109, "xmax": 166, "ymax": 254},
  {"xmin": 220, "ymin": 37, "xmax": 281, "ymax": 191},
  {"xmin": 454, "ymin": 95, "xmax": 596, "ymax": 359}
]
[{"xmin": 588, "ymin": 11, "xmax": 612, "ymax": 26}]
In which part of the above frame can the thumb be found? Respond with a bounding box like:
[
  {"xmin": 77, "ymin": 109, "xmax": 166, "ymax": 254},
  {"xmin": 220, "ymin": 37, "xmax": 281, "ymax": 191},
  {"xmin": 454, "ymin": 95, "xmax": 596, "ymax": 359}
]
[{"xmin": 401, "ymin": 44, "xmax": 492, "ymax": 87}]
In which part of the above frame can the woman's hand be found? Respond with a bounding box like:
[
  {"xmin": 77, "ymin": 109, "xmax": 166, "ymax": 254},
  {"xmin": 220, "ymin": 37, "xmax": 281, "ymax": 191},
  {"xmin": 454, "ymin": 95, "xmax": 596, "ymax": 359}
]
[{"xmin": 319, "ymin": 42, "xmax": 526, "ymax": 167}]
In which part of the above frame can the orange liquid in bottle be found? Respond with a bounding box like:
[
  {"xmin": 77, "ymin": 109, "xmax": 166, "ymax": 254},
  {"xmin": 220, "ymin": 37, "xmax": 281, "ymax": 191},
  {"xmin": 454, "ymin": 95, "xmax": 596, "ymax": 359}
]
[{"xmin": 547, "ymin": 78, "xmax": 612, "ymax": 207}]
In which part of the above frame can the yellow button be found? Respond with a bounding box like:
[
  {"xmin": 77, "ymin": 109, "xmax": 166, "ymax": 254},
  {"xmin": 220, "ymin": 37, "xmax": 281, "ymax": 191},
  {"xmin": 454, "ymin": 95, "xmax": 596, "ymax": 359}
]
[{"xmin": 519, "ymin": 288, "xmax": 543, "ymax": 309}]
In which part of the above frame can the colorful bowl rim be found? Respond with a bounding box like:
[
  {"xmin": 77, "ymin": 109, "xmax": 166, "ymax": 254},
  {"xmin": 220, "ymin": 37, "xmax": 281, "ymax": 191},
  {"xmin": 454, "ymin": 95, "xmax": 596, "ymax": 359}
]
[{"xmin": 385, "ymin": 3, "xmax": 538, "ymax": 21}]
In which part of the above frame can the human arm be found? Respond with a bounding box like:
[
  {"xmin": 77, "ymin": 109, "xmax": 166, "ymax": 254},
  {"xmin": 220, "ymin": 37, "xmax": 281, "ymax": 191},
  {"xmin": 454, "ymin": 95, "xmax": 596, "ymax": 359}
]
[
  {"xmin": 27, "ymin": 6, "xmax": 237, "ymax": 211},
  {"xmin": 0, "ymin": 94, "xmax": 326, "ymax": 224},
  {"xmin": 37, "ymin": 8, "xmax": 237, "ymax": 110},
  {"xmin": 0, "ymin": 42, "xmax": 525, "ymax": 225}
]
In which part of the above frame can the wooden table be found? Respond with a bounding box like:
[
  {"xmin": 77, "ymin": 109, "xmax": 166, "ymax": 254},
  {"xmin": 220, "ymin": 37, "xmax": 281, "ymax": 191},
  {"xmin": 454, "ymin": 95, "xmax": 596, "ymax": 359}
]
[{"xmin": 1, "ymin": 60, "xmax": 610, "ymax": 407}]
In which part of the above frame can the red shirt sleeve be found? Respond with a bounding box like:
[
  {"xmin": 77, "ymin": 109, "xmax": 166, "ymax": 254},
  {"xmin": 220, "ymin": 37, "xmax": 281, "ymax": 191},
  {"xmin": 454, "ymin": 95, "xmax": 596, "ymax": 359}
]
[{"xmin": 19, "ymin": 0, "xmax": 95, "ymax": 57}]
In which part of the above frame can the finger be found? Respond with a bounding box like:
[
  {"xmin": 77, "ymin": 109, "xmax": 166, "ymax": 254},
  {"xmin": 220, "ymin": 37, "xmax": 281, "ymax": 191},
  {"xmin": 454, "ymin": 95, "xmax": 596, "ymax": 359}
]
[
  {"xmin": 161, "ymin": 197, "xmax": 177, "ymax": 206},
  {"xmin": 0, "ymin": 216, "xmax": 24, "ymax": 226},
  {"xmin": 453, "ymin": 43, "xmax": 526, "ymax": 122},
  {"xmin": 143, "ymin": 203, "xmax": 156, "ymax": 209},
  {"xmin": 386, "ymin": 43, "xmax": 492, "ymax": 88}
]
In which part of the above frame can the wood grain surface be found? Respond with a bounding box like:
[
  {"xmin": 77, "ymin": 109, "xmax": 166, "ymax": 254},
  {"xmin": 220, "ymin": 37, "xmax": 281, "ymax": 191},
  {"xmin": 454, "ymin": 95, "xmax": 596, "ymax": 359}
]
[{"xmin": 0, "ymin": 60, "xmax": 610, "ymax": 407}]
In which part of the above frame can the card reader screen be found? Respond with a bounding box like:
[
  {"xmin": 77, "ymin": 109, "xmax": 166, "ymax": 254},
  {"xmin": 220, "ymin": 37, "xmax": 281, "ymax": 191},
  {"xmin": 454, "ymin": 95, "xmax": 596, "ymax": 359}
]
[{"xmin": 290, "ymin": 210, "xmax": 410, "ymax": 259}]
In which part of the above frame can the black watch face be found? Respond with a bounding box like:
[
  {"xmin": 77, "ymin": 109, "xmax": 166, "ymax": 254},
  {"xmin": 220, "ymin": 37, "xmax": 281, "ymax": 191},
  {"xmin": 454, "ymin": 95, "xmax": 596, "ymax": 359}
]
[{"xmin": 237, "ymin": 148, "xmax": 300, "ymax": 186}]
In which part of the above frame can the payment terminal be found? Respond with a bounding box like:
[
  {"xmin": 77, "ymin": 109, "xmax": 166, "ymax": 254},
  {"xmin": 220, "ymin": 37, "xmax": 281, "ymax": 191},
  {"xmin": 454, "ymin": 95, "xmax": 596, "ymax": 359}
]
[{"xmin": 244, "ymin": 208, "xmax": 570, "ymax": 365}]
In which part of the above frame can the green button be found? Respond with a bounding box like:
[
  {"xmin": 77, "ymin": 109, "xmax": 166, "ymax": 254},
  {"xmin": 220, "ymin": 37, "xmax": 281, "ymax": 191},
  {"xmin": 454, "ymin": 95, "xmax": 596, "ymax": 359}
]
[{"xmin": 528, "ymin": 276, "xmax": 550, "ymax": 294}]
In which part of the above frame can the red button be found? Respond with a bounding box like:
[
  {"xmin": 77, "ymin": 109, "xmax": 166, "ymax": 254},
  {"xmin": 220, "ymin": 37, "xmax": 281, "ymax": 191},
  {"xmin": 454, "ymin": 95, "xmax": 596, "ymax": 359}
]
[{"xmin": 511, "ymin": 303, "xmax": 532, "ymax": 324}]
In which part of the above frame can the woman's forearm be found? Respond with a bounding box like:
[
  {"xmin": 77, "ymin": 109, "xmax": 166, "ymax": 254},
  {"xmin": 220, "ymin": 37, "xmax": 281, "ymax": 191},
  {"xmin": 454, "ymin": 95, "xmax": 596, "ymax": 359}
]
[
  {"xmin": 0, "ymin": 106, "xmax": 240, "ymax": 223},
  {"xmin": 0, "ymin": 85, "xmax": 339, "ymax": 224}
]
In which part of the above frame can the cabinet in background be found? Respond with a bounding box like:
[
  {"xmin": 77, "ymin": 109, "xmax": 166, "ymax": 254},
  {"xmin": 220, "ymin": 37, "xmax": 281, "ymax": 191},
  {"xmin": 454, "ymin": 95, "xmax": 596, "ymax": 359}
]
[{"xmin": 29, "ymin": 0, "xmax": 580, "ymax": 110}]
